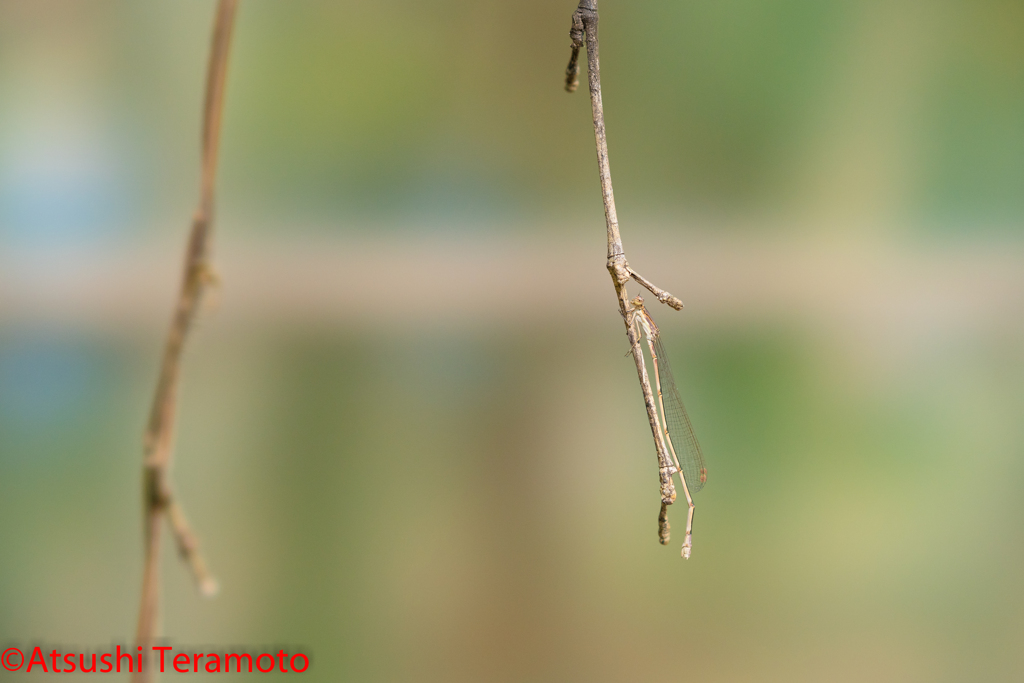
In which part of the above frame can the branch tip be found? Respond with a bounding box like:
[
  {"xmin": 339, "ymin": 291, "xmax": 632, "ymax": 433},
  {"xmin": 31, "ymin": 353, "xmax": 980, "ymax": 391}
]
[
  {"xmin": 167, "ymin": 499, "xmax": 217, "ymax": 598},
  {"xmin": 564, "ymin": 11, "xmax": 585, "ymax": 92},
  {"xmin": 628, "ymin": 269, "xmax": 684, "ymax": 310},
  {"xmin": 658, "ymin": 503, "xmax": 671, "ymax": 545},
  {"xmin": 200, "ymin": 577, "xmax": 220, "ymax": 598},
  {"xmin": 565, "ymin": 47, "xmax": 581, "ymax": 92}
]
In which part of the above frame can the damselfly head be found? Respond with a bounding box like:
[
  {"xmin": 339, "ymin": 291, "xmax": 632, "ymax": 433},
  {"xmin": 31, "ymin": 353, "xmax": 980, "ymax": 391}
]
[{"xmin": 630, "ymin": 295, "xmax": 645, "ymax": 310}]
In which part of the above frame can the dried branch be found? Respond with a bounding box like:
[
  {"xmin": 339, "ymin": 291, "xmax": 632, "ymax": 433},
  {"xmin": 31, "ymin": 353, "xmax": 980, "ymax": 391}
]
[
  {"xmin": 133, "ymin": 1, "xmax": 238, "ymax": 680},
  {"xmin": 628, "ymin": 268, "xmax": 684, "ymax": 310},
  {"xmin": 565, "ymin": 0, "xmax": 688, "ymax": 541}
]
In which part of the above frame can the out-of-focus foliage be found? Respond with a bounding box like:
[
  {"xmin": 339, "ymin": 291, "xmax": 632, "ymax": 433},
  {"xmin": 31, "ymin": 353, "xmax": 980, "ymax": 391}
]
[{"xmin": 3, "ymin": 0, "xmax": 1023, "ymax": 235}]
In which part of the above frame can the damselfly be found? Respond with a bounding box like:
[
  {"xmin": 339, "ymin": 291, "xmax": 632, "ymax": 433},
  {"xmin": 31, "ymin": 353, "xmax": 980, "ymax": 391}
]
[{"xmin": 628, "ymin": 295, "xmax": 707, "ymax": 558}]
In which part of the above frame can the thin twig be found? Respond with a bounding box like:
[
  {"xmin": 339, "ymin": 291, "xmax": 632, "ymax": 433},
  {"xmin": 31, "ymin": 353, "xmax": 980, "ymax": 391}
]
[
  {"xmin": 565, "ymin": 0, "xmax": 687, "ymax": 533},
  {"xmin": 133, "ymin": 1, "xmax": 238, "ymax": 680},
  {"xmin": 628, "ymin": 268, "xmax": 684, "ymax": 310}
]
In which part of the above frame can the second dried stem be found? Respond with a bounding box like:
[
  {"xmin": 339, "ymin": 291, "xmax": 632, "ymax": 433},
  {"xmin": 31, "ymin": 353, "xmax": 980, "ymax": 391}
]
[{"xmin": 132, "ymin": 1, "xmax": 238, "ymax": 681}]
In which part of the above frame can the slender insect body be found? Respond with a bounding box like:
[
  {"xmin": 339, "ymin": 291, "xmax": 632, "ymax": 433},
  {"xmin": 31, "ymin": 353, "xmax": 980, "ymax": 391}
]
[{"xmin": 628, "ymin": 295, "xmax": 708, "ymax": 559}]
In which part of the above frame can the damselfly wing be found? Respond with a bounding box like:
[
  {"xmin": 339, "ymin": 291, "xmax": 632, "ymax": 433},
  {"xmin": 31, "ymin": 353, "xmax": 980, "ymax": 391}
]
[{"xmin": 650, "ymin": 332, "xmax": 707, "ymax": 493}]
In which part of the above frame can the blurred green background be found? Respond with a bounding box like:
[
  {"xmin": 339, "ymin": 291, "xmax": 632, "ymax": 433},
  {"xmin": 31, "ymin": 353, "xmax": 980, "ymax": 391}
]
[{"xmin": 3, "ymin": 0, "xmax": 1024, "ymax": 681}]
